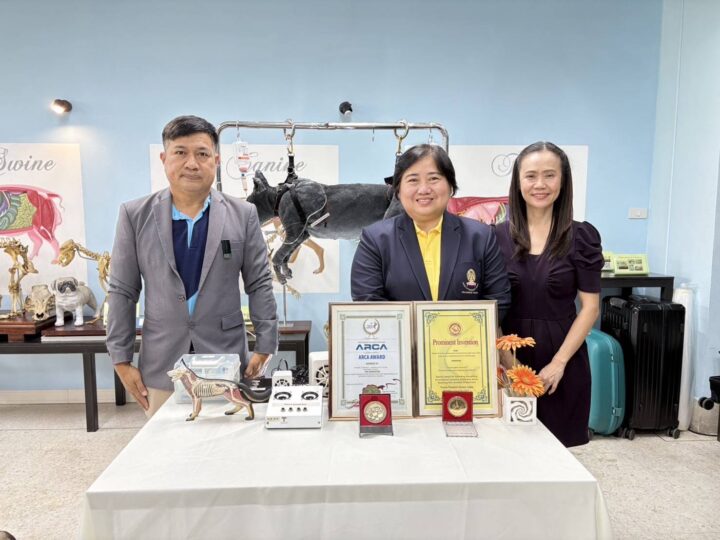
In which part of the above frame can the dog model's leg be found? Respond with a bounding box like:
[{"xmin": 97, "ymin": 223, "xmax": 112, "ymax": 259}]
[
  {"xmin": 273, "ymin": 228, "xmax": 308, "ymax": 282},
  {"xmin": 305, "ymin": 238, "xmax": 325, "ymax": 274},
  {"xmin": 224, "ymin": 389, "xmax": 242, "ymax": 416},
  {"xmin": 245, "ymin": 402, "xmax": 255, "ymax": 421},
  {"xmin": 224, "ymin": 404, "xmax": 242, "ymax": 415},
  {"xmin": 272, "ymin": 261, "xmax": 287, "ymax": 285},
  {"xmin": 226, "ymin": 388, "xmax": 254, "ymax": 420},
  {"xmin": 187, "ymin": 394, "xmax": 202, "ymax": 421},
  {"xmin": 55, "ymin": 307, "xmax": 65, "ymax": 326},
  {"xmin": 74, "ymin": 305, "xmax": 84, "ymax": 326},
  {"xmin": 89, "ymin": 298, "xmax": 104, "ymax": 324},
  {"xmin": 288, "ymin": 245, "xmax": 301, "ymax": 264},
  {"xmin": 288, "ymin": 239, "xmax": 325, "ymax": 275}
]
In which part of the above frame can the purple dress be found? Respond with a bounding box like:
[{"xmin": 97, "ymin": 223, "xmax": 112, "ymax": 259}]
[{"xmin": 496, "ymin": 221, "xmax": 603, "ymax": 447}]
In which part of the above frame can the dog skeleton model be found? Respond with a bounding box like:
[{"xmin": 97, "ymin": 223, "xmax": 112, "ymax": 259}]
[
  {"xmin": 168, "ymin": 362, "xmax": 271, "ymax": 421},
  {"xmin": 56, "ymin": 240, "xmax": 110, "ymax": 324},
  {"xmin": 50, "ymin": 277, "xmax": 99, "ymax": 326},
  {"xmin": 0, "ymin": 238, "xmax": 37, "ymax": 318}
]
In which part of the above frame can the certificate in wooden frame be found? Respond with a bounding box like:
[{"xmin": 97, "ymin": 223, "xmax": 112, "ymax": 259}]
[
  {"xmin": 329, "ymin": 302, "xmax": 414, "ymax": 419},
  {"xmin": 414, "ymin": 301, "xmax": 499, "ymax": 417}
]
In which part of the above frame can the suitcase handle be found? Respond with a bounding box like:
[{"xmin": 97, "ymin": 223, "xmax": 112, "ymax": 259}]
[{"xmin": 612, "ymin": 361, "xmax": 623, "ymax": 419}]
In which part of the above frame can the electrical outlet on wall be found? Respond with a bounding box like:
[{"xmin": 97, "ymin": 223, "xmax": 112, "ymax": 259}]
[{"xmin": 628, "ymin": 208, "xmax": 648, "ymax": 219}]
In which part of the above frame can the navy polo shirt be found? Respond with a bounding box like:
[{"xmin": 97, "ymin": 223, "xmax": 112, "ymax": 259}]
[{"xmin": 172, "ymin": 196, "xmax": 211, "ymax": 315}]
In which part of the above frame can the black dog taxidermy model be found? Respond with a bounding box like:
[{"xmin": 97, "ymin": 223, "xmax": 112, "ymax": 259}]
[{"xmin": 247, "ymin": 171, "xmax": 403, "ymax": 284}]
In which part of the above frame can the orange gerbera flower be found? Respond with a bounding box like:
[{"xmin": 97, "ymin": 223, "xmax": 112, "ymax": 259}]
[
  {"xmin": 496, "ymin": 334, "xmax": 536, "ymax": 352},
  {"xmin": 507, "ymin": 365, "xmax": 545, "ymax": 397}
]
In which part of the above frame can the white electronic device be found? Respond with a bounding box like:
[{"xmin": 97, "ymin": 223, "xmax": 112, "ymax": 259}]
[
  {"xmin": 309, "ymin": 351, "xmax": 329, "ymax": 397},
  {"xmin": 265, "ymin": 385, "xmax": 324, "ymax": 429},
  {"xmin": 272, "ymin": 370, "xmax": 293, "ymax": 387}
]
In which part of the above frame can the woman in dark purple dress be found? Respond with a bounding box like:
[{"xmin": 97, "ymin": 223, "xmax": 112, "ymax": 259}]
[{"xmin": 496, "ymin": 142, "xmax": 603, "ymax": 447}]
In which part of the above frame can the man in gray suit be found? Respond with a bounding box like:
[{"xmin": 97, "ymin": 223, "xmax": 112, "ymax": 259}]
[{"xmin": 107, "ymin": 115, "xmax": 278, "ymax": 416}]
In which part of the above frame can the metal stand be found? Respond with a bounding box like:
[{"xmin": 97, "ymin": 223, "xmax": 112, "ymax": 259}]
[
  {"xmin": 215, "ymin": 119, "xmax": 450, "ymax": 328},
  {"xmin": 215, "ymin": 119, "xmax": 449, "ymax": 191},
  {"xmin": 279, "ymin": 284, "xmax": 293, "ymax": 327}
]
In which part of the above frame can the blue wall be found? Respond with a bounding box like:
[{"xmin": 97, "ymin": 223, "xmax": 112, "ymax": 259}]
[
  {"xmin": 649, "ymin": 0, "xmax": 720, "ymax": 397},
  {"xmin": 0, "ymin": 0, "xmax": 664, "ymax": 391}
]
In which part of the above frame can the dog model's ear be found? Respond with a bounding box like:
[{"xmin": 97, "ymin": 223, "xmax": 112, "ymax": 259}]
[
  {"xmin": 71, "ymin": 277, "xmax": 79, "ymax": 285},
  {"xmin": 49, "ymin": 279, "xmax": 58, "ymax": 292},
  {"xmin": 254, "ymin": 170, "xmax": 270, "ymax": 187}
]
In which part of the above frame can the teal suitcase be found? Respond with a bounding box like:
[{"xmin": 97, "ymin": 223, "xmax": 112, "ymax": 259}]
[{"xmin": 586, "ymin": 328, "xmax": 625, "ymax": 436}]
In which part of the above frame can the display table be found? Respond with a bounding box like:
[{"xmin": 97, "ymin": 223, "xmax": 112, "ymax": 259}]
[
  {"xmin": 80, "ymin": 400, "xmax": 612, "ymax": 539},
  {"xmin": 600, "ymin": 272, "xmax": 674, "ymax": 301},
  {"xmin": 111, "ymin": 320, "xmax": 312, "ymax": 404},
  {"xmin": 0, "ymin": 321, "xmax": 310, "ymax": 432},
  {"xmin": 0, "ymin": 323, "xmax": 138, "ymax": 432}
]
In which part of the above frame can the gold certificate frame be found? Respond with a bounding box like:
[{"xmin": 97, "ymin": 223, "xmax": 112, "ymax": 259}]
[
  {"xmin": 329, "ymin": 302, "xmax": 414, "ymax": 420},
  {"xmin": 415, "ymin": 301, "xmax": 499, "ymax": 417}
]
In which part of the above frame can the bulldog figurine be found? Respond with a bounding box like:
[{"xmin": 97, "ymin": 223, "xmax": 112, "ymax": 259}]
[{"xmin": 50, "ymin": 277, "xmax": 99, "ymax": 326}]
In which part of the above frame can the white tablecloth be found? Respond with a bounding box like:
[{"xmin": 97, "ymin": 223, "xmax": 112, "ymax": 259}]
[{"xmin": 81, "ymin": 400, "xmax": 612, "ymax": 540}]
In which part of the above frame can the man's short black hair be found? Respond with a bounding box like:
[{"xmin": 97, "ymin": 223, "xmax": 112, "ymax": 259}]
[{"xmin": 161, "ymin": 115, "xmax": 218, "ymax": 150}]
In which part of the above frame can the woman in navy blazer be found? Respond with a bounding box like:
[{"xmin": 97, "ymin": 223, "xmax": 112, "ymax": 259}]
[{"xmin": 351, "ymin": 145, "xmax": 511, "ymax": 319}]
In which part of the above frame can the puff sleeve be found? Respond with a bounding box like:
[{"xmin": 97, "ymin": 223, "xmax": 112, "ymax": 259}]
[{"xmin": 574, "ymin": 221, "xmax": 603, "ymax": 293}]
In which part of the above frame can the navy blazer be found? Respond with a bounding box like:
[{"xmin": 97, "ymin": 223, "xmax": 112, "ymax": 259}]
[{"xmin": 351, "ymin": 212, "xmax": 511, "ymax": 319}]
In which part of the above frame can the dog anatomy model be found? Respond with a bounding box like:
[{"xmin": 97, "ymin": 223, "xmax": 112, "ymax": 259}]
[{"xmin": 167, "ymin": 362, "xmax": 270, "ymax": 421}]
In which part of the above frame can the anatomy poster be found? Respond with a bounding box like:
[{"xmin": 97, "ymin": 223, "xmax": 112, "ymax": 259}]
[
  {"xmin": 150, "ymin": 144, "xmax": 340, "ymax": 294},
  {"xmin": 449, "ymin": 145, "xmax": 589, "ymax": 220},
  {"xmin": 0, "ymin": 144, "xmax": 88, "ymax": 310}
]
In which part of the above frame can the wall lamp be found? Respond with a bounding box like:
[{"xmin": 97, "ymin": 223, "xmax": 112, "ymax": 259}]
[
  {"xmin": 51, "ymin": 99, "xmax": 73, "ymax": 114},
  {"xmin": 339, "ymin": 101, "xmax": 353, "ymax": 119}
]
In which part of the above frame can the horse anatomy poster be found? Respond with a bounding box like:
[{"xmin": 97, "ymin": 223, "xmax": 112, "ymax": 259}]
[
  {"xmin": 449, "ymin": 145, "xmax": 588, "ymax": 221},
  {"xmin": 0, "ymin": 144, "xmax": 88, "ymax": 310},
  {"xmin": 149, "ymin": 144, "xmax": 340, "ymax": 294}
]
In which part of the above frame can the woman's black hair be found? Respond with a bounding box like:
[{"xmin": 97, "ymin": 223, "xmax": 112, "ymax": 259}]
[
  {"xmin": 508, "ymin": 141, "xmax": 573, "ymax": 259},
  {"xmin": 392, "ymin": 144, "xmax": 458, "ymax": 196}
]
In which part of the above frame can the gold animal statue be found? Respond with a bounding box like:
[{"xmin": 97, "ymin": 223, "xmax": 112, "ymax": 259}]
[
  {"xmin": 0, "ymin": 238, "xmax": 37, "ymax": 318},
  {"xmin": 56, "ymin": 240, "xmax": 110, "ymax": 324}
]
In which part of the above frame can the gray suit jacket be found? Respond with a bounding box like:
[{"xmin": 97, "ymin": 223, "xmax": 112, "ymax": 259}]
[{"xmin": 106, "ymin": 188, "xmax": 278, "ymax": 391}]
